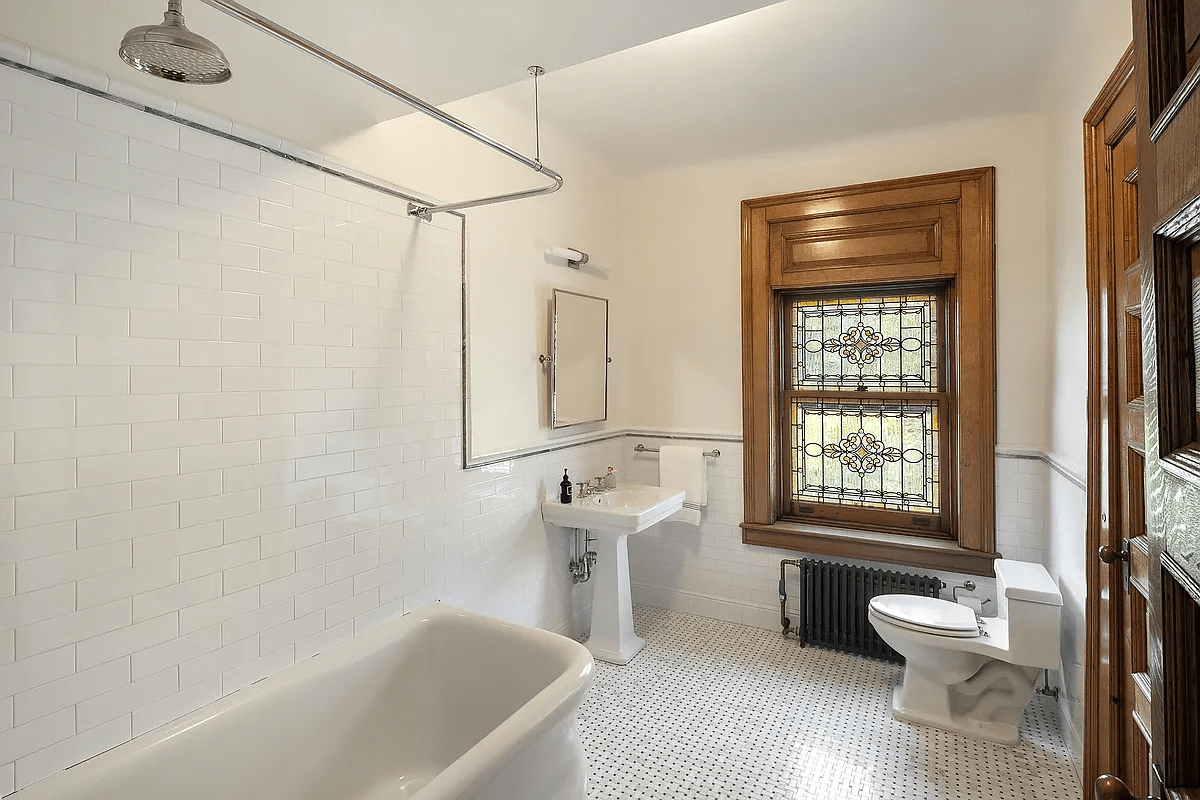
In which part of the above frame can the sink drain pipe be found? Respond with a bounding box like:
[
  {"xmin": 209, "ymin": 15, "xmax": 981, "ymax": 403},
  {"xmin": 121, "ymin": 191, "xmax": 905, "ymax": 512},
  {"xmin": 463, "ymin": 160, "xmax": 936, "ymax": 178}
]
[{"xmin": 569, "ymin": 528, "xmax": 597, "ymax": 584}]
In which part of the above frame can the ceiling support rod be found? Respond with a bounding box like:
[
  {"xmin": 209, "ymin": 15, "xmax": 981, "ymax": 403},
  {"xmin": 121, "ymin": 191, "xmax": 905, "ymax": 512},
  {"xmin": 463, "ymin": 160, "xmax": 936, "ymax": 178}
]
[{"xmin": 195, "ymin": 0, "xmax": 563, "ymax": 219}]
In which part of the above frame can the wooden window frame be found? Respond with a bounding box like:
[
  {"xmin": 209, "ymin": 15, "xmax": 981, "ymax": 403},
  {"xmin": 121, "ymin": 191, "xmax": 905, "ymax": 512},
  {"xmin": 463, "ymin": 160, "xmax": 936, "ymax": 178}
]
[
  {"xmin": 779, "ymin": 285, "xmax": 954, "ymax": 537},
  {"xmin": 740, "ymin": 167, "xmax": 999, "ymax": 576}
]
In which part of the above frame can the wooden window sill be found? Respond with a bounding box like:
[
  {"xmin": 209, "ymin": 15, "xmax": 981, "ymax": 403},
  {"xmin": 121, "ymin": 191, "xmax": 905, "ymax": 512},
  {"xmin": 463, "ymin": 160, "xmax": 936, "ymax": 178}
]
[{"xmin": 741, "ymin": 520, "xmax": 999, "ymax": 576}]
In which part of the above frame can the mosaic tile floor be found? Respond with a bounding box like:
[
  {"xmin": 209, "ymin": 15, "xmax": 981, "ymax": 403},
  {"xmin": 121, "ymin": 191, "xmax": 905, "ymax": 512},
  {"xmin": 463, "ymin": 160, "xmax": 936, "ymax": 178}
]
[{"xmin": 577, "ymin": 606, "xmax": 1080, "ymax": 800}]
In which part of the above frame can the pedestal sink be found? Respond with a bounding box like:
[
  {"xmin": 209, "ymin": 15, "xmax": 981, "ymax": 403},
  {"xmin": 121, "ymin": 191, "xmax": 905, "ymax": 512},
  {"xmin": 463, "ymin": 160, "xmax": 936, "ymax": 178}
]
[{"xmin": 542, "ymin": 485, "xmax": 685, "ymax": 664}]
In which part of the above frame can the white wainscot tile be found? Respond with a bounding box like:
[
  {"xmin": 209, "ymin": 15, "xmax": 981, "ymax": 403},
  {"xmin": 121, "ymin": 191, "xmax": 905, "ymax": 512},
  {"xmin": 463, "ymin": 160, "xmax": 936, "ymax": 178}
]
[
  {"xmin": 14, "ymin": 483, "xmax": 130, "ymax": 529},
  {"xmin": 16, "ymin": 598, "xmax": 132, "ymax": 659},
  {"xmin": 178, "ymin": 180, "xmax": 258, "ymax": 221},
  {"xmin": 129, "ymin": 139, "xmax": 217, "ymax": 186},
  {"xmin": 77, "ymin": 215, "xmax": 178, "ymax": 258},
  {"xmin": 130, "ymin": 366, "xmax": 220, "ymax": 395},
  {"xmin": 78, "ymin": 557, "xmax": 180, "ymax": 609},
  {"xmin": 179, "ymin": 539, "xmax": 258, "ymax": 581},
  {"xmin": 76, "ymin": 93, "xmax": 178, "ymax": 148},
  {"xmin": 12, "ymin": 657, "xmax": 129, "ymax": 727},
  {"xmin": 75, "ymin": 666, "xmax": 177, "ymax": 733},
  {"xmin": 76, "ymin": 276, "xmax": 178, "ymax": 312},
  {"xmin": 16, "ymin": 541, "xmax": 132, "ymax": 593},
  {"xmin": 0, "ymin": 266, "xmax": 74, "ymax": 304},
  {"xmin": 13, "ymin": 170, "xmax": 128, "ymax": 221},
  {"xmin": 77, "ymin": 449, "xmax": 178, "ymax": 488},
  {"xmin": 12, "ymin": 105, "xmax": 127, "ymax": 163},
  {"xmin": 77, "ymin": 394, "xmax": 178, "ymax": 427},
  {"xmin": 260, "ymin": 249, "xmax": 323, "ymax": 280},
  {"xmin": 77, "ymin": 336, "xmax": 179, "ymax": 367},
  {"xmin": 131, "ymin": 419, "xmax": 221, "ymax": 451},
  {"xmin": 222, "ymin": 265, "xmax": 293, "ymax": 298},
  {"xmin": 12, "ymin": 299, "xmax": 127, "ymax": 337},
  {"xmin": 130, "ymin": 253, "xmax": 219, "ymax": 289},
  {"xmin": 131, "ymin": 196, "xmax": 220, "ymax": 237},
  {"xmin": 131, "ymin": 519, "xmax": 222, "ymax": 564},
  {"xmin": 178, "ymin": 488, "xmax": 258, "ymax": 528},
  {"xmin": 129, "ymin": 624, "xmax": 220, "ymax": 681},
  {"xmin": 0, "ymin": 134, "xmax": 73, "ymax": 181},
  {"xmin": 219, "ymin": 164, "xmax": 291, "ymax": 205},
  {"xmin": 179, "ymin": 126, "xmax": 259, "ymax": 172},
  {"xmin": 178, "ymin": 391, "xmax": 258, "ymax": 420},
  {"xmin": 132, "ymin": 572, "xmax": 221, "ymax": 623},
  {"xmin": 77, "ymin": 502, "xmax": 178, "ymax": 549},
  {"xmin": 76, "ymin": 154, "xmax": 178, "ymax": 203},
  {"xmin": 179, "ymin": 232, "xmax": 258, "ymax": 269},
  {"xmin": 222, "ymin": 506, "xmax": 296, "ymax": 544},
  {"xmin": 14, "ymin": 424, "xmax": 129, "ymax": 462},
  {"xmin": 131, "ymin": 676, "xmax": 220, "ymax": 738},
  {"xmin": 15, "ymin": 715, "xmax": 131, "ymax": 791}
]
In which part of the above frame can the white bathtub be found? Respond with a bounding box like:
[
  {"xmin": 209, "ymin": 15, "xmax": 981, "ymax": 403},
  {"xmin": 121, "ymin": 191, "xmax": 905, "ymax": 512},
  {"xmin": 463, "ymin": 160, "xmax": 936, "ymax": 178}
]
[{"xmin": 16, "ymin": 604, "xmax": 594, "ymax": 800}]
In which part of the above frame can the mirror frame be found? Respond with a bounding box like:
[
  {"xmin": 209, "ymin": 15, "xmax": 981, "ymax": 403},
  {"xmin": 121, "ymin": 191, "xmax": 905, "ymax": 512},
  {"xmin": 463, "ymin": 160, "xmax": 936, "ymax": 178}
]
[{"xmin": 551, "ymin": 288, "xmax": 610, "ymax": 429}]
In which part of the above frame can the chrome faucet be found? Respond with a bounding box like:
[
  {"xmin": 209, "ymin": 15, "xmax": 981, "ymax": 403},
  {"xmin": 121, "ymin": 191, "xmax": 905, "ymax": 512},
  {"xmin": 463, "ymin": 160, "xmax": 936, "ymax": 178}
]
[{"xmin": 574, "ymin": 477, "xmax": 608, "ymax": 499}]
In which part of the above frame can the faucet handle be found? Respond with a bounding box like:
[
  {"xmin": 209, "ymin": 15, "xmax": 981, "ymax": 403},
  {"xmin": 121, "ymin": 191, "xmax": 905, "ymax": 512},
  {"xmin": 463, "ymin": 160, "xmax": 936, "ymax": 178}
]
[{"xmin": 576, "ymin": 482, "xmax": 587, "ymax": 498}]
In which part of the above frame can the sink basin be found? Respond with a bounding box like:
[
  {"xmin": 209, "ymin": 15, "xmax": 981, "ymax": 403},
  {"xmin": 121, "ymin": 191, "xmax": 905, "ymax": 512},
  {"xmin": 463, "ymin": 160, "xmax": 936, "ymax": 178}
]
[
  {"xmin": 541, "ymin": 484, "xmax": 685, "ymax": 534},
  {"xmin": 542, "ymin": 484, "xmax": 686, "ymax": 666}
]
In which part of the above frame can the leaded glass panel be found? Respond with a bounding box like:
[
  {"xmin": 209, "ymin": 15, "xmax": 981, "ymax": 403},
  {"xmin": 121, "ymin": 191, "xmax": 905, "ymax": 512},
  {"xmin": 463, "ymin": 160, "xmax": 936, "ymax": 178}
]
[
  {"xmin": 790, "ymin": 398, "xmax": 939, "ymax": 514},
  {"xmin": 790, "ymin": 294, "xmax": 938, "ymax": 391}
]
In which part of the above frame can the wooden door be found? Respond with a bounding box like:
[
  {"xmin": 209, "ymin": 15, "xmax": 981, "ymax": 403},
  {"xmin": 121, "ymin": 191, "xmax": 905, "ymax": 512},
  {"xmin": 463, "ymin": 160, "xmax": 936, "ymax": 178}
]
[
  {"xmin": 1095, "ymin": 2, "xmax": 1200, "ymax": 799},
  {"xmin": 1084, "ymin": 46, "xmax": 1154, "ymax": 799}
]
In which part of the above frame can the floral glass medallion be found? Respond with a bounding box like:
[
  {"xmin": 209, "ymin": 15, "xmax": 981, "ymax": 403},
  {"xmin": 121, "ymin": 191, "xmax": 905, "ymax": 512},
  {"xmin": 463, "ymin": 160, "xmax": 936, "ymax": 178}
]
[
  {"xmin": 791, "ymin": 399, "xmax": 938, "ymax": 514},
  {"xmin": 791, "ymin": 294, "xmax": 938, "ymax": 391}
]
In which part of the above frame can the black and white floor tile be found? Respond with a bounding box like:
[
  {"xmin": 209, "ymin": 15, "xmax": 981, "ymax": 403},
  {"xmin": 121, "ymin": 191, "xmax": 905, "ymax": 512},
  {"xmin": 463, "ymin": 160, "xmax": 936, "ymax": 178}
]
[{"xmin": 578, "ymin": 607, "xmax": 1079, "ymax": 800}]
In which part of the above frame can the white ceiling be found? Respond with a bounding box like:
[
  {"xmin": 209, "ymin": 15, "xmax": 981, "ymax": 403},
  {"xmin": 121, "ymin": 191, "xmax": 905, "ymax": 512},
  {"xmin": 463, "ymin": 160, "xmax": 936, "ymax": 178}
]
[
  {"xmin": 1, "ymin": 0, "xmax": 782, "ymax": 147},
  {"xmin": 515, "ymin": 0, "xmax": 1071, "ymax": 172},
  {"xmin": 2, "ymin": 0, "xmax": 1071, "ymax": 175}
]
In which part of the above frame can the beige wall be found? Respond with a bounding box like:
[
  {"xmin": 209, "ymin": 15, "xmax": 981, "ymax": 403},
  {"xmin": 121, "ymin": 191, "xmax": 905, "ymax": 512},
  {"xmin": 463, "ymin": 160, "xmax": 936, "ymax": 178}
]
[
  {"xmin": 1035, "ymin": 0, "xmax": 1133, "ymax": 768},
  {"xmin": 616, "ymin": 112, "xmax": 1052, "ymax": 449},
  {"xmin": 327, "ymin": 87, "xmax": 628, "ymax": 461}
]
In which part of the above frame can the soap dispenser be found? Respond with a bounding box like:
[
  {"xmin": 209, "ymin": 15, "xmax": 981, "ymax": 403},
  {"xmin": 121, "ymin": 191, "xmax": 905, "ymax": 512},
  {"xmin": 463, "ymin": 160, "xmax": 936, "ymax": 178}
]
[{"xmin": 559, "ymin": 470, "xmax": 572, "ymax": 504}]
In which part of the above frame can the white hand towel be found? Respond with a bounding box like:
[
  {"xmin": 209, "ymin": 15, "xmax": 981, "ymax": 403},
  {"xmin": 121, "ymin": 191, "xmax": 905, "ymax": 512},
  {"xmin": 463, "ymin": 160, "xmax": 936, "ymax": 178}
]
[{"xmin": 659, "ymin": 445, "xmax": 707, "ymax": 508}]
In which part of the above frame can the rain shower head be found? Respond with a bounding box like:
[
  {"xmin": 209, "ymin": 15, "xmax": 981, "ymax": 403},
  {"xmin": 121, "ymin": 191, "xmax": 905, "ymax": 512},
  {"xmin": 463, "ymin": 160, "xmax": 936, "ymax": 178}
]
[{"xmin": 119, "ymin": 0, "xmax": 231, "ymax": 85}]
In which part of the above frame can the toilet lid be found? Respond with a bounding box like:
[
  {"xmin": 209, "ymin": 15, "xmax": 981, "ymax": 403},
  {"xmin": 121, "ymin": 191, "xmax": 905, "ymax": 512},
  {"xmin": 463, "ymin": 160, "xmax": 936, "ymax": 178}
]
[{"xmin": 870, "ymin": 595, "xmax": 980, "ymax": 636}]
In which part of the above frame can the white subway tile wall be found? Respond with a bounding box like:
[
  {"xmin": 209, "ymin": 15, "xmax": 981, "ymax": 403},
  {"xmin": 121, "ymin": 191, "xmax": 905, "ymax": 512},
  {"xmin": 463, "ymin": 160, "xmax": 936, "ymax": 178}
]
[
  {"xmin": 0, "ymin": 65, "xmax": 607, "ymax": 794},
  {"xmin": 624, "ymin": 439, "xmax": 1046, "ymax": 630}
]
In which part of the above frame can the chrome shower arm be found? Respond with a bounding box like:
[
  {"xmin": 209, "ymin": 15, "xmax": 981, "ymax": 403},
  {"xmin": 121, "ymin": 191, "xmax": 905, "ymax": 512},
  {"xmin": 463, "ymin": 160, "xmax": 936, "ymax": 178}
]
[{"xmin": 194, "ymin": 0, "xmax": 563, "ymax": 219}]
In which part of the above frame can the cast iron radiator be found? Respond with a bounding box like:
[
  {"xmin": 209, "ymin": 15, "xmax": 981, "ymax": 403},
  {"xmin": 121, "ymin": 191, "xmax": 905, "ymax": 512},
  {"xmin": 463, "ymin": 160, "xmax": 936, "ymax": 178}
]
[{"xmin": 778, "ymin": 558, "xmax": 941, "ymax": 662}]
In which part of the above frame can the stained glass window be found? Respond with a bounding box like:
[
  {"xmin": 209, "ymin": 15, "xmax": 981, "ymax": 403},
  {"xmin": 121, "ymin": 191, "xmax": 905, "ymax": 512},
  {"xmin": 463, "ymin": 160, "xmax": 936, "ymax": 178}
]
[
  {"xmin": 790, "ymin": 294, "xmax": 938, "ymax": 391},
  {"xmin": 790, "ymin": 398, "xmax": 939, "ymax": 514},
  {"xmin": 784, "ymin": 290, "xmax": 946, "ymax": 526}
]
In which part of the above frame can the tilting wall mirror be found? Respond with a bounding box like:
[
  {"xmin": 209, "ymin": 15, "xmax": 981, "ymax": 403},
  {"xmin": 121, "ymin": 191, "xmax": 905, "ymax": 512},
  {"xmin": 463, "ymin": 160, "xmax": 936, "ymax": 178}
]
[{"xmin": 551, "ymin": 289, "xmax": 609, "ymax": 428}]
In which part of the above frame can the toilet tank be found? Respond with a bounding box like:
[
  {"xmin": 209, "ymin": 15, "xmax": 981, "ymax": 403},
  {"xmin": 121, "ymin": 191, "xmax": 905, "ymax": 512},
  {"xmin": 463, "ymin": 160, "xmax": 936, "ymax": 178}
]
[{"xmin": 995, "ymin": 560, "xmax": 1063, "ymax": 670}]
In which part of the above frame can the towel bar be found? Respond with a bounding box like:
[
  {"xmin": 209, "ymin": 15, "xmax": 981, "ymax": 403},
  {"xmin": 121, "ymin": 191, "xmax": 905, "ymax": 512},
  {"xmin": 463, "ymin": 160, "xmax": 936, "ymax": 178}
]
[{"xmin": 633, "ymin": 444, "xmax": 720, "ymax": 459}]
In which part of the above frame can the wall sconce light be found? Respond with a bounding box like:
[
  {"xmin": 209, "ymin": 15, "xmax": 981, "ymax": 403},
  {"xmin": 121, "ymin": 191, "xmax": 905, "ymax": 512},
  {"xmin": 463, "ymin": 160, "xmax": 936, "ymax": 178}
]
[{"xmin": 547, "ymin": 245, "xmax": 589, "ymax": 269}]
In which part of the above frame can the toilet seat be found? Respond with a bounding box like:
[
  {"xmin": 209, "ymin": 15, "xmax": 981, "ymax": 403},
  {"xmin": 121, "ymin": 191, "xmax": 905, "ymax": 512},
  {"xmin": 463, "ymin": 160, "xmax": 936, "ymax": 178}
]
[{"xmin": 870, "ymin": 595, "xmax": 980, "ymax": 638}]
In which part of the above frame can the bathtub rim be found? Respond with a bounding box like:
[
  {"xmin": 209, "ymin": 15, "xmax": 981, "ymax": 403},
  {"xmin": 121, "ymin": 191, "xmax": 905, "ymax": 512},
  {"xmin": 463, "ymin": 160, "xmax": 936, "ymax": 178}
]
[{"xmin": 11, "ymin": 602, "xmax": 595, "ymax": 800}]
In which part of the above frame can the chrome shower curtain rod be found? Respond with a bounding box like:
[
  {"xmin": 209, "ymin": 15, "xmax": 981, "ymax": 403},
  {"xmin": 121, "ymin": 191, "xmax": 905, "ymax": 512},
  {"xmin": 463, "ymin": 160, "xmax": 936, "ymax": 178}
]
[{"xmin": 195, "ymin": 0, "xmax": 563, "ymax": 220}]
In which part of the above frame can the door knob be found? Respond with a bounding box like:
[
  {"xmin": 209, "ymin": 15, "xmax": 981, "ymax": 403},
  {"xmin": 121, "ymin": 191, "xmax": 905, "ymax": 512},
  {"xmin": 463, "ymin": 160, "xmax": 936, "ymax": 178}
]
[
  {"xmin": 1095, "ymin": 774, "xmax": 1150, "ymax": 800},
  {"xmin": 1098, "ymin": 544, "xmax": 1129, "ymax": 564}
]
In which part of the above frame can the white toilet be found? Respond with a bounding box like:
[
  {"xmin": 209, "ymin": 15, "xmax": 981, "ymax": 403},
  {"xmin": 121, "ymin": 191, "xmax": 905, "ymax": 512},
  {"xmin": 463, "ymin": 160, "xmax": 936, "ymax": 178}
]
[{"xmin": 867, "ymin": 559, "xmax": 1062, "ymax": 745}]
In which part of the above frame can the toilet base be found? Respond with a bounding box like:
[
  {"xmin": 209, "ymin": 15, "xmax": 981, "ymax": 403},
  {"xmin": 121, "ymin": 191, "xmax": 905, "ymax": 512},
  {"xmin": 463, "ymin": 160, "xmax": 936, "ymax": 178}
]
[
  {"xmin": 891, "ymin": 686, "xmax": 1021, "ymax": 746},
  {"xmin": 889, "ymin": 658, "xmax": 1041, "ymax": 747}
]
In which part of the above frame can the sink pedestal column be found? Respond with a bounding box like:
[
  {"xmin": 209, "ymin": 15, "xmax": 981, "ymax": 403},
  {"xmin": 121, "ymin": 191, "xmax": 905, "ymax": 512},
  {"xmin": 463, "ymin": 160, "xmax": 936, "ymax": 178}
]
[{"xmin": 586, "ymin": 530, "xmax": 644, "ymax": 665}]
